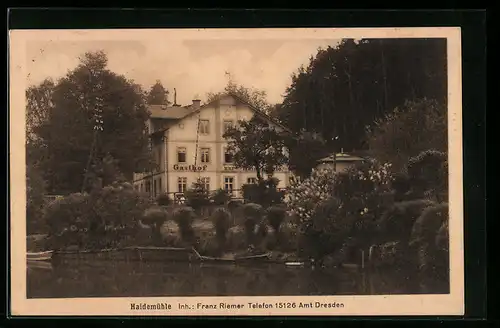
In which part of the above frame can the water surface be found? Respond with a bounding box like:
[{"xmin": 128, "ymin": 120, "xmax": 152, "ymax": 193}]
[{"xmin": 27, "ymin": 261, "xmax": 448, "ymax": 298}]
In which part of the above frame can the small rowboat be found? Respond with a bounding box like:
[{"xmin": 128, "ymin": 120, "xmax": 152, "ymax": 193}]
[
  {"xmin": 285, "ymin": 261, "xmax": 305, "ymax": 267},
  {"xmin": 200, "ymin": 252, "xmax": 271, "ymax": 264},
  {"xmin": 27, "ymin": 250, "xmax": 53, "ymax": 262}
]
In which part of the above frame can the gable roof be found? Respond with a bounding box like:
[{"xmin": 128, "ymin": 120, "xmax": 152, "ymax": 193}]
[
  {"xmin": 149, "ymin": 104, "xmax": 195, "ymax": 120},
  {"xmin": 147, "ymin": 93, "xmax": 291, "ymax": 133}
]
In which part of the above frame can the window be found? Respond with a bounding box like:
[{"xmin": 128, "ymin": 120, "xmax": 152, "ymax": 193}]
[
  {"xmin": 224, "ymin": 147, "xmax": 234, "ymax": 163},
  {"xmin": 153, "ymin": 180, "xmax": 157, "ymax": 197},
  {"xmin": 157, "ymin": 178, "xmax": 162, "ymax": 194},
  {"xmin": 177, "ymin": 147, "xmax": 186, "ymax": 163},
  {"xmin": 200, "ymin": 148, "xmax": 210, "ymax": 163},
  {"xmin": 247, "ymin": 177, "xmax": 257, "ymax": 185},
  {"xmin": 145, "ymin": 181, "xmax": 151, "ymax": 193},
  {"xmin": 199, "ymin": 177, "xmax": 210, "ymax": 192},
  {"xmin": 223, "ymin": 120, "xmax": 233, "ymax": 134},
  {"xmin": 178, "ymin": 177, "xmax": 187, "ymax": 193},
  {"xmin": 224, "ymin": 177, "xmax": 234, "ymax": 195},
  {"xmin": 199, "ymin": 119, "xmax": 210, "ymax": 134}
]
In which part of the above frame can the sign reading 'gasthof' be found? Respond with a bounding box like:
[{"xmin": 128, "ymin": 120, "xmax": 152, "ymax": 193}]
[{"xmin": 172, "ymin": 164, "xmax": 208, "ymax": 172}]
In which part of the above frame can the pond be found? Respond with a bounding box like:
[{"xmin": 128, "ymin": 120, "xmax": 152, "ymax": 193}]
[{"xmin": 26, "ymin": 261, "xmax": 449, "ymax": 298}]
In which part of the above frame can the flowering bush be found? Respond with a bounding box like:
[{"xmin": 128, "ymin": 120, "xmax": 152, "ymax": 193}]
[
  {"xmin": 285, "ymin": 166, "xmax": 338, "ymax": 224},
  {"xmin": 286, "ymin": 159, "xmax": 396, "ymax": 261}
]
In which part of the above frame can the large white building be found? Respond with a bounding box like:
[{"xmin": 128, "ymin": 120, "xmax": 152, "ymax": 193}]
[{"xmin": 133, "ymin": 93, "xmax": 292, "ymax": 200}]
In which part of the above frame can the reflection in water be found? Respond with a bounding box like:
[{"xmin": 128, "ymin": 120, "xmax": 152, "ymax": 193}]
[{"xmin": 27, "ymin": 261, "xmax": 448, "ymax": 298}]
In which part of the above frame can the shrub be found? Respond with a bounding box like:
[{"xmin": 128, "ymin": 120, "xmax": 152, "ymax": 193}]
[
  {"xmin": 298, "ymin": 197, "xmax": 350, "ymax": 262},
  {"xmin": 156, "ymin": 193, "xmax": 172, "ymax": 206},
  {"xmin": 377, "ymin": 199, "xmax": 437, "ymax": 246},
  {"xmin": 142, "ymin": 206, "xmax": 168, "ymax": 245},
  {"xmin": 266, "ymin": 205, "xmax": 287, "ymax": 247},
  {"xmin": 242, "ymin": 178, "xmax": 285, "ymax": 208},
  {"xmin": 45, "ymin": 183, "xmax": 152, "ymax": 250},
  {"xmin": 407, "ymin": 150, "xmax": 448, "ymax": 201},
  {"xmin": 286, "ymin": 166, "xmax": 337, "ymax": 224},
  {"xmin": 409, "ymin": 203, "xmax": 449, "ymax": 278},
  {"xmin": 211, "ymin": 207, "xmax": 232, "ymax": 250},
  {"xmin": 391, "ymin": 173, "xmax": 412, "ymax": 201},
  {"xmin": 26, "ymin": 164, "xmax": 47, "ymax": 235},
  {"xmin": 226, "ymin": 226, "xmax": 247, "ymax": 251},
  {"xmin": 44, "ymin": 192, "xmax": 92, "ymax": 250},
  {"xmin": 90, "ymin": 183, "xmax": 151, "ymax": 247},
  {"xmin": 241, "ymin": 203, "xmax": 264, "ymax": 246},
  {"xmin": 172, "ymin": 206, "xmax": 197, "ymax": 246},
  {"xmin": 211, "ymin": 188, "xmax": 231, "ymax": 206},
  {"xmin": 184, "ymin": 181, "xmax": 210, "ymax": 214}
]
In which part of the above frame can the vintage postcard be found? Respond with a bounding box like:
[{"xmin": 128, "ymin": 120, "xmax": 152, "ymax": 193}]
[{"xmin": 10, "ymin": 27, "xmax": 463, "ymax": 316}]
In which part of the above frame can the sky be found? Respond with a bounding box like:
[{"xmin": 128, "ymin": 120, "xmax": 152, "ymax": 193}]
[{"xmin": 26, "ymin": 38, "xmax": 340, "ymax": 105}]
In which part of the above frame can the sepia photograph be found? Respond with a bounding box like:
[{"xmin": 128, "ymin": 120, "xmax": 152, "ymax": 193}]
[{"xmin": 10, "ymin": 27, "xmax": 464, "ymax": 316}]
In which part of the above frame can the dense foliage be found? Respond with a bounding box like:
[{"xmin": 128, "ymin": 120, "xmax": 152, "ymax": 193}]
[
  {"xmin": 26, "ymin": 51, "xmax": 153, "ymax": 194},
  {"xmin": 172, "ymin": 206, "xmax": 197, "ymax": 246},
  {"xmin": 278, "ymin": 39, "xmax": 447, "ymax": 153},
  {"xmin": 366, "ymin": 99, "xmax": 447, "ymax": 171},
  {"xmin": 147, "ymin": 80, "xmax": 170, "ymax": 105},
  {"xmin": 44, "ymin": 182, "xmax": 151, "ymax": 250},
  {"xmin": 184, "ymin": 180, "xmax": 211, "ymax": 213},
  {"xmin": 223, "ymin": 116, "xmax": 289, "ymax": 181},
  {"xmin": 26, "ymin": 164, "xmax": 47, "ymax": 234},
  {"xmin": 241, "ymin": 177, "xmax": 285, "ymax": 208}
]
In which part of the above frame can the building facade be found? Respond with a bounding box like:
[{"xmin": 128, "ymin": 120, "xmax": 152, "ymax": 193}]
[{"xmin": 133, "ymin": 93, "xmax": 291, "ymax": 200}]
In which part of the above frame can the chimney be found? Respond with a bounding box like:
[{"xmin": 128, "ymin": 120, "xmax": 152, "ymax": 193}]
[
  {"xmin": 173, "ymin": 88, "xmax": 179, "ymax": 107},
  {"xmin": 192, "ymin": 99, "xmax": 201, "ymax": 110}
]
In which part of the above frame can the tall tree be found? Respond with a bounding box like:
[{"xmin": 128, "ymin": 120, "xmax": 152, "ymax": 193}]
[
  {"xmin": 206, "ymin": 79, "xmax": 273, "ymax": 114},
  {"xmin": 31, "ymin": 51, "xmax": 153, "ymax": 194},
  {"xmin": 223, "ymin": 116, "xmax": 288, "ymax": 181},
  {"xmin": 26, "ymin": 78, "xmax": 55, "ymax": 145},
  {"xmin": 279, "ymin": 38, "xmax": 447, "ymax": 153},
  {"xmin": 147, "ymin": 80, "xmax": 169, "ymax": 105}
]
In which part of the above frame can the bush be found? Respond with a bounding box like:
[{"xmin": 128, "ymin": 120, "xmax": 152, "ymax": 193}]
[
  {"xmin": 407, "ymin": 150, "xmax": 448, "ymax": 201},
  {"xmin": 377, "ymin": 199, "xmax": 437, "ymax": 246},
  {"xmin": 211, "ymin": 207, "xmax": 232, "ymax": 250},
  {"xmin": 286, "ymin": 166, "xmax": 338, "ymax": 224},
  {"xmin": 44, "ymin": 183, "xmax": 152, "ymax": 250},
  {"xmin": 142, "ymin": 206, "xmax": 168, "ymax": 245},
  {"xmin": 241, "ymin": 203, "xmax": 264, "ymax": 246},
  {"xmin": 298, "ymin": 197, "xmax": 350, "ymax": 262},
  {"xmin": 266, "ymin": 205, "xmax": 287, "ymax": 247},
  {"xmin": 242, "ymin": 178, "xmax": 285, "ymax": 208},
  {"xmin": 226, "ymin": 226, "xmax": 247, "ymax": 251},
  {"xmin": 156, "ymin": 193, "xmax": 172, "ymax": 206},
  {"xmin": 172, "ymin": 206, "xmax": 197, "ymax": 246},
  {"xmin": 211, "ymin": 188, "xmax": 231, "ymax": 206},
  {"xmin": 44, "ymin": 192, "xmax": 92, "ymax": 250},
  {"xmin": 184, "ymin": 181, "xmax": 210, "ymax": 214},
  {"xmin": 409, "ymin": 203, "xmax": 449, "ymax": 278},
  {"xmin": 26, "ymin": 164, "xmax": 47, "ymax": 235}
]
